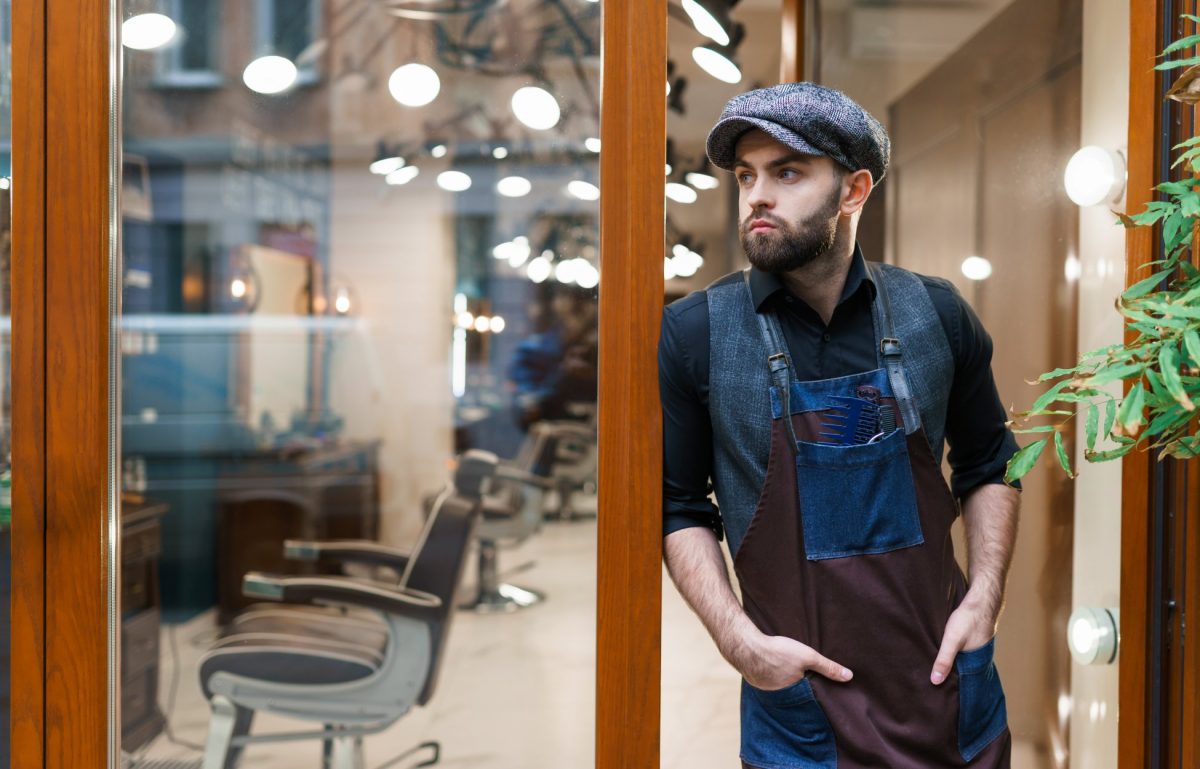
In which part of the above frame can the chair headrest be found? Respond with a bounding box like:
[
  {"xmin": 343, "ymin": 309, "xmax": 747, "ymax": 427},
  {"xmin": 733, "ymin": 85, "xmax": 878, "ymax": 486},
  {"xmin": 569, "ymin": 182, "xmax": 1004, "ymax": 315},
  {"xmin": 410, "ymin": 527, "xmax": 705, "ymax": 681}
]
[{"xmin": 454, "ymin": 450, "xmax": 499, "ymax": 498}]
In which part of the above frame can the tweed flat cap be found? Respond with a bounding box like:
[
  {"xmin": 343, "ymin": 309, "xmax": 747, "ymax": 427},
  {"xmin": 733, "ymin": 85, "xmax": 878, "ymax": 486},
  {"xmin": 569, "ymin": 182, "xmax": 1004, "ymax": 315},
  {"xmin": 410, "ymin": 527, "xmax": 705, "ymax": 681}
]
[{"xmin": 706, "ymin": 82, "xmax": 890, "ymax": 183}]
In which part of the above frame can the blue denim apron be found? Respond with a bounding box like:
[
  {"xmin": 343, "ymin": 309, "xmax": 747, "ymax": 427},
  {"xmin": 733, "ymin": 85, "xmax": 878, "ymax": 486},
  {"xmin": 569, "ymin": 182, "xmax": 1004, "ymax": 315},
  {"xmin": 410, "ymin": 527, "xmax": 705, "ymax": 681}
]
[{"xmin": 733, "ymin": 264, "xmax": 1010, "ymax": 769}]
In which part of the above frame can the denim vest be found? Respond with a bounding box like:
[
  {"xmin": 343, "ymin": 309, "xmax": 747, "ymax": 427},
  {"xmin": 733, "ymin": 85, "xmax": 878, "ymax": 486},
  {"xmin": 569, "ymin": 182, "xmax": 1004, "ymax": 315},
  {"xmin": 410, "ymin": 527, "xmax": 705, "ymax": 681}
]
[{"xmin": 708, "ymin": 264, "xmax": 955, "ymax": 558}]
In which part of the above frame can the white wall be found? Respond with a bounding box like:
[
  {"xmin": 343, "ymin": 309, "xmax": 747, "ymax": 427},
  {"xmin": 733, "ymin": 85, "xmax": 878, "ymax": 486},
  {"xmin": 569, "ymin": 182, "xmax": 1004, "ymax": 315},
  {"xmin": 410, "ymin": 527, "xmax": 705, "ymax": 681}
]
[{"xmin": 1070, "ymin": 2, "xmax": 1129, "ymax": 766}]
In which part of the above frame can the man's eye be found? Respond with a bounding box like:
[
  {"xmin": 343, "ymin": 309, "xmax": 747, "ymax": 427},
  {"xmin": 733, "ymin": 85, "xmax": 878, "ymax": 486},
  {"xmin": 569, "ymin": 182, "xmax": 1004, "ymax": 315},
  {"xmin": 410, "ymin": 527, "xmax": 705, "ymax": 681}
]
[
  {"xmin": 737, "ymin": 173, "xmax": 753, "ymax": 184},
  {"xmin": 780, "ymin": 169, "xmax": 799, "ymax": 179}
]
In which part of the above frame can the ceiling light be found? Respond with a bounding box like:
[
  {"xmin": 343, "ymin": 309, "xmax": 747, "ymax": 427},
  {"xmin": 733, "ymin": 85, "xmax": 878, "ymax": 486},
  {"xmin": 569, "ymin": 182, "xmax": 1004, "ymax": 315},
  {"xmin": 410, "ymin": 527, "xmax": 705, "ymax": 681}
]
[
  {"xmin": 386, "ymin": 166, "xmax": 420, "ymax": 186},
  {"xmin": 512, "ymin": 86, "xmax": 561, "ymax": 130},
  {"xmin": 575, "ymin": 262, "xmax": 600, "ymax": 289},
  {"xmin": 666, "ymin": 182, "xmax": 698, "ymax": 204},
  {"xmin": 0, "ymin": 178, "xmax": 10, "ymax": 191},
  {"xmin": 664, "ymin": 257, "xmax": 678, "ymax": 280},
  {"xmin": 370, "ymin": 155, "xmax": 405, "ymax": 175},
  {"xmin": 492, "ymin": 147, "xmax": 509, "ymax": 159},
  {"xmin": 489, "ymin": 316, "xmax": 506, "ymax": 333},
  {"xmin": 497, "ymin": 176, "xmax": 532, "ymax": 197},
  {"xmin": 123, "ymin": 13, "xmax": 177, "ymax": 50},
  {"xmin": 473, "ymin": 315, "xmax": 491, "ymax": 333},
  {"xmin": 568, "ymin": 180, "xmax": 600, "ymax": 201},
  {"xmin": 388, "ymin": 63, "xmax": 441, "ymax": 107},
  {"xmin": 555, "ymin": 259, "xmax": 580, "ymax": 284},
  {"xmin": 243, "ymin": 55, "xmax": 298, "ymax": 95},
  {"xmin": 527, "ymin": 256, "xmax": 553, "ymax": 283},
  {"xmin": 1064, "ymin": 146, "xmax": 1126, "ymax": 207},
  {"xmin": 686, "ymin": 170, "xmax": 720, "ymax": 190},
  {"xmin": 455, "ymin": 311, "xmax": 475, "ymax": 329},
  {"xmin": 961, "ymin": 255, "xmax": 993, "ymax": 281},
  {"xmin": 585, "ymin": 137, "xmax": 601, "ymax": 153},
  {"xmin": 693, "ymin": 46, "xmax": 742, "ymax": 84},
  {"xmin": 437, "ymin": 170, "xmax": 472, "ymax": 192},
  {"xmin": 681, "ymin": 0, "xmax": 732, "ymax": 46},
  {"xmin": 431, "ymin": 144, "xmax": 448, "ymax": 158}
]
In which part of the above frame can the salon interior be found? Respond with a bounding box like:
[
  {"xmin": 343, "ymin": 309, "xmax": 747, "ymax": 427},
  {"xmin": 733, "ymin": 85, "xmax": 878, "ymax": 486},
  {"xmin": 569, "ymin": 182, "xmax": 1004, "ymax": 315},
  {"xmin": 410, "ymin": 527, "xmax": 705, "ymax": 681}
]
[{"xmin": 0, "ymin": 0, "xmax": 1139, "ymax": 766}]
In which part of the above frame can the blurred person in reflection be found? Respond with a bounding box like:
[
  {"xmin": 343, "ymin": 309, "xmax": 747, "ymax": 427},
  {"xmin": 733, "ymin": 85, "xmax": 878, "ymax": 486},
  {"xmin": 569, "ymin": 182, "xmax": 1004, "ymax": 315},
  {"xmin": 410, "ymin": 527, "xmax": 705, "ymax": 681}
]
[
  {"xmin": 659, "ymin": 83, "xmax": 1021, "ymax": 768},
  {"xmin": 508, "ymin": 283, "xmax": 597, "ymax": 472}
]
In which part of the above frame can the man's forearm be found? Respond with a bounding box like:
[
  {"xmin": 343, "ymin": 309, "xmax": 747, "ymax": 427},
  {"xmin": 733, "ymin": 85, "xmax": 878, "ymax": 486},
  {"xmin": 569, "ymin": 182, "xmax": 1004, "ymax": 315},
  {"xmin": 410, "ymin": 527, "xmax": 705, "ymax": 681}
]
[
  {"xmin": 664, "ymin": 527, "xmax": 760, "ymax": 668},
  {"xmin": 960, "ymin": 483, "xmax": 1020, "ymax": 624}
]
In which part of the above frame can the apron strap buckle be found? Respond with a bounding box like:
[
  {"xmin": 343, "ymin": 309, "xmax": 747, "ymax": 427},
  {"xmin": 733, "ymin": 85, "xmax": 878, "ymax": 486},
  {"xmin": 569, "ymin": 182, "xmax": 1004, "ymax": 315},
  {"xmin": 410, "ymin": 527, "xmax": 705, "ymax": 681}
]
[{"xmin": 879, "ymin": 337, "xmax": 901, "ymax": 356}]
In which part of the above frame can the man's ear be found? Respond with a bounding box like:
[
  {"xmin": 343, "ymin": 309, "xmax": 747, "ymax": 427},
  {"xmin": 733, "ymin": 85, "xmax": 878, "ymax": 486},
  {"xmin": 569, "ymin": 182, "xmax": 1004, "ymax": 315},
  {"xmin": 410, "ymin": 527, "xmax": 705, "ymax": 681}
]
[{"xmin": 841, "ymin": 169, "xmax": 874, "ymax": 215}]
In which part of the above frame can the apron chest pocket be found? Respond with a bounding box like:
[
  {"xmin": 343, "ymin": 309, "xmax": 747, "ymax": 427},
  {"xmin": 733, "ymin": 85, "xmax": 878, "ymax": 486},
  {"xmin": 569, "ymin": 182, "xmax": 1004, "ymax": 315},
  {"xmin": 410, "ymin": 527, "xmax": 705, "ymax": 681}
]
[
  {"xmin": 956, "ymin": 637, "xmax": 1008, "ymax": 762},
  {"xmin": 794, "ymin": 428, "xmax": 924, "ymax": 560},
  {"xmin": 740, "ymin": 677, "xmax": 837, "ymax": 769}
]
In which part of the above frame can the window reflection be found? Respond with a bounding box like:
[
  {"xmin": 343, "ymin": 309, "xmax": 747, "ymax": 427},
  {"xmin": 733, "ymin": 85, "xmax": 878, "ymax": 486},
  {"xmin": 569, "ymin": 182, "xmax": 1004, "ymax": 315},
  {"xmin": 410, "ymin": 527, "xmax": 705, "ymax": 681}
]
[{"xmin": 120, "ymin": 1, "xmax": 601, "ymax": 766}]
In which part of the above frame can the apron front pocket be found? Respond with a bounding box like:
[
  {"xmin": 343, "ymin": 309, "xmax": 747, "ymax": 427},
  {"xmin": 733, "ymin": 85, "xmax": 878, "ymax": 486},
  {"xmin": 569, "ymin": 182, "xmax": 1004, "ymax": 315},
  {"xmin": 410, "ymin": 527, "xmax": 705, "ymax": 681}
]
[
  {"xmin": 955, "ymin": 637, "xmax": 1008, "ymax": 762},
  {"xmin": 740, "ymin": 677, "xmax": 837, "ymax": 769},
  {"xmin": 794, "ymin": 428, "xmax": 924, "ymax": 560}
]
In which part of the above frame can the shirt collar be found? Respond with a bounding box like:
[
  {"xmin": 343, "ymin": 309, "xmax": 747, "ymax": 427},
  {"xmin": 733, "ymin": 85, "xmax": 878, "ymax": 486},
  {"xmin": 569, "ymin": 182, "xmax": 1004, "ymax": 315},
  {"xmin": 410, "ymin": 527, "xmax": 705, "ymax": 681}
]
[{"xmin": 747, "ymin": 242, "xmax": 877, "ymax": 312}]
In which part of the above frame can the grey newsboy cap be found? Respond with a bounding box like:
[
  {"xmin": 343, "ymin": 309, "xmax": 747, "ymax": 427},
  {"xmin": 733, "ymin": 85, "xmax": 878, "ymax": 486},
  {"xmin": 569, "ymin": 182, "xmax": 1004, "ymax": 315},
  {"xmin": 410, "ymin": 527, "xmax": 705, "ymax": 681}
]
[{"xmin": 705, "ymin": 82, "xmax": 890, "ymax": 183}]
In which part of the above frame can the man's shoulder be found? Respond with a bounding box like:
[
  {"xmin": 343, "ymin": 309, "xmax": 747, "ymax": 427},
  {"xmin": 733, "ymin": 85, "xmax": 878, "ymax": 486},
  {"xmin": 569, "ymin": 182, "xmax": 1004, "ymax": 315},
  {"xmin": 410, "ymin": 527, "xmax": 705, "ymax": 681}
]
[
  {"xmin": 878, "ymin": 263, "xmax": 964, "ymax": 325},
  {"xmin": 663, "ymin": 270, "xmax": 744, "ymax": 328}
]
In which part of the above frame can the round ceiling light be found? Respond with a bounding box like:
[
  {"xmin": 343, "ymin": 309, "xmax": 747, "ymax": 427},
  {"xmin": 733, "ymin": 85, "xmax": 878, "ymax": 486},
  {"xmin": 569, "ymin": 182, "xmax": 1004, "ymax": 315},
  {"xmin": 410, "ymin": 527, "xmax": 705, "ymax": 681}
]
[
  {"xmin": 692, "ymin": 46, "xmax": 742, "ymax": 84},
  {"xmin": 497, "ymin": 176, "xmax": 532, "ymax": 197},
  {"xmin": 512, "ymin": 86, "xmax": 561, "ymax": 131},
  {"xmin": 437, "ymin": 170, "xmax": 472, "ymax": 192},
  {"xmin": 388, "ymin": 63, "xmax": 441, "ymax": 107},
  {"xmin": 243, "ymin": 55, "xmax": 298, "ymax": 95},
  {"xmin": 123, "ymin": 13, "xmax": 178, "ymax": 50}
]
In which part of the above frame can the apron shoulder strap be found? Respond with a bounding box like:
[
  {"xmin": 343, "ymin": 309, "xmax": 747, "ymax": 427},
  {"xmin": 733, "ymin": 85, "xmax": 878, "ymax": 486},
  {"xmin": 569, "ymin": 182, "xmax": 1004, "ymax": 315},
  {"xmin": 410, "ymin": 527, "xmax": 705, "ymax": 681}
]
[
  {"xmin": 867, "ymin": 262, "xmax": 922, "ymax": 433},
  {"xmin": 743, "ymin": 270, "xmax": 801, "ymax": 452}
]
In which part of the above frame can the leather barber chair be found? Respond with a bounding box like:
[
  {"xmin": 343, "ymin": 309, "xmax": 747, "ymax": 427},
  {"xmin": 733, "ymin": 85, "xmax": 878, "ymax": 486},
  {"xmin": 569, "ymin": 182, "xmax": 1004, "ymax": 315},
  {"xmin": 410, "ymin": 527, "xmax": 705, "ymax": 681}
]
[{"xmin": 195, "ymin": 450, "xmax": 497, "ymax": 769}]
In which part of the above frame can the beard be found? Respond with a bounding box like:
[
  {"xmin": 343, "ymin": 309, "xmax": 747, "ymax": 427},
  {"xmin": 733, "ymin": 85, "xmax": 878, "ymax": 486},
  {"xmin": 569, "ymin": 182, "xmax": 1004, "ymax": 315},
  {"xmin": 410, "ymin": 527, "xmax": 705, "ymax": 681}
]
[{"xmin": 739, "ymin": 183, "xmax": 842, "ymax": 273}]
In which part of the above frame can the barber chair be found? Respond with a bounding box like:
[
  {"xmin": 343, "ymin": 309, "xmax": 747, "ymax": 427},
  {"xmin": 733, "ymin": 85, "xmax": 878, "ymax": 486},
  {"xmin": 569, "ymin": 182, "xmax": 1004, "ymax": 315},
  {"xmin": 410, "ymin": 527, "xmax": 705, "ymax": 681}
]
[
  {"xmin": 536, "ymin": 418, "xmax": 597, "ymax": 521},
  {"xmin": 195, "ymin": 450, "xmax": 497, "ymax": 769},
  {"xmin": 458, "ymin": 445, "xmax": 553, "ymax": 614}
]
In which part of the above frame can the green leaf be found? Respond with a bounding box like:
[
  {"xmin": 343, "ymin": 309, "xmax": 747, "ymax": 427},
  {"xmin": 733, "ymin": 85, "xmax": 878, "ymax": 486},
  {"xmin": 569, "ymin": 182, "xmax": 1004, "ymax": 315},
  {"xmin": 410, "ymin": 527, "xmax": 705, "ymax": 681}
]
[
  {"xmin": 1122, "ymin": 267, "xmax": 1173, "ymax": 300},
  {"xmin": 1164, "ymin": 211, "xmax": 1188, "ymax": 251},
  {"xmin": 1036, "ymin": 365, "xmax": 1084, "ymax": 383},
  {"xmin": 1184, "ymin": 329, "xmax": 1200, "ymax": 366},
  {"xmin": 1116, "ymin": 383, "xmax": 1147, "ymax": 435},
  {"xmin": 1173, "ymin": 134, "xmax": 1200, "ymax": 149},
  {"xmin": 1182, "ymin": 193, "xmax": 1200, "ymax": 218},
  {"xmin": 1155, "ymin": 55, "xmax": 1200, "ymax": 70},
  {"xmin": 1162, "ymin": 32, "xmax": 1200, "ymax": 55},
  {"xmin": 1014, "ymin": 424, "xmax": 1058, "ymax": 434},
  {"xmin": 1085, "ymin": 362, "xmax": 1147, "ymax": 386},
  {"xmin": 1141, "ymin": 300, "xmax": 1200, "ymax": 319},
  {"xmin": 1004, "ymin": 438, "xmax": 1048, "ymax": 484},
  {"xmin": 1158, "ymin": 180, "xmax": 1197, "ymax": 195},
  {"xmin": 1085, "ymin": 444, "xmax": 1135, "ymax": 462},
  {"xmin": 1159, "ymin": 344, "xmax": 1196, "ymax": 410},
  {"xmin": 1053, "ymin": 430, "xmax": 1074, "ymax": 478},
  {"xmin": 1102, "ymin": 398, "xmax": 1117, "ymax": 439},
  {"xmin": 1031, "ymin": 379, "xmax": 1073, "ymax": 413},
  {"xmin": 1085, "ymin": 403, "xmax": 1099, "ymax": 452}
]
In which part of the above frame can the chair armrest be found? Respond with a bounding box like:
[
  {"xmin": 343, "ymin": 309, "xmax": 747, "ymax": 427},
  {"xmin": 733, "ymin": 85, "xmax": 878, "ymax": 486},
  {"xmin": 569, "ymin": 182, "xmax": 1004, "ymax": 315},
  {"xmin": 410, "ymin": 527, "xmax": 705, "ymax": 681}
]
[
  {"xmin": 242, "ymin": 572, "xmax": 441, "ymax": 622},
  {"xmin": 283, "ymin": 539, "xmax": 411, "ymax": 572},
  {"xmin": 494, "ymin": 464, "xmax": 554, "ymax": 489}
]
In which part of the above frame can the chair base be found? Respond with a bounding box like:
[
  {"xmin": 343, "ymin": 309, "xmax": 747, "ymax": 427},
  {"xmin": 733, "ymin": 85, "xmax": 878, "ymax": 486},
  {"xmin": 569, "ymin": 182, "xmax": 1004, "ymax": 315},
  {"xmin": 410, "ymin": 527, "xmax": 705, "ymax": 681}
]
[{"xmin": 459, "ymin": 582, "xmax": 546, "ymax": 613}]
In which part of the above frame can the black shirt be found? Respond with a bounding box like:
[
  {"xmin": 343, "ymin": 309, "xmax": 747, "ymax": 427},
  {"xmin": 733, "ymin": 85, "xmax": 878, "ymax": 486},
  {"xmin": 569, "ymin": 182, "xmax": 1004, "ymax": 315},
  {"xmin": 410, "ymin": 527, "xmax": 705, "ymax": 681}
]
[{"xmin": 659, "ymin": 245, "xmax": 1020, "ymax": 539}]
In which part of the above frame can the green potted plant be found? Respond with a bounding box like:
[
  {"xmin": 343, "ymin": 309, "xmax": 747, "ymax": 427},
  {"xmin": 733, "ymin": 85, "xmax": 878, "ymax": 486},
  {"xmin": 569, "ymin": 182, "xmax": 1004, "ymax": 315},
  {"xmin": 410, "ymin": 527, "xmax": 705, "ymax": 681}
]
[{"xmin": 1005, "ymin": 16, "xmax": 1200, "ymax": 483}]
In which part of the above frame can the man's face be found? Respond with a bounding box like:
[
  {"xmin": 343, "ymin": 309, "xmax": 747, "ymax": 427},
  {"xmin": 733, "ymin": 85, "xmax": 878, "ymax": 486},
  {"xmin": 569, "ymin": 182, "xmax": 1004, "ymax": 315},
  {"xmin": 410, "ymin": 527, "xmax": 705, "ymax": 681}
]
[{"xmin": 733, "ymin": 130, "xmax": 846, "ymax": 273}]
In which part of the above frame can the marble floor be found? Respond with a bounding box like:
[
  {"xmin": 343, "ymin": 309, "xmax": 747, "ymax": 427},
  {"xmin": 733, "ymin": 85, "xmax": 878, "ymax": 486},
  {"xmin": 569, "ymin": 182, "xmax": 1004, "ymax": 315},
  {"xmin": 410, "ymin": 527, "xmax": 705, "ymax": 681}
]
[{"xmin": 124, "ymin": 510, "xmax": 1043, "ymax": 769}]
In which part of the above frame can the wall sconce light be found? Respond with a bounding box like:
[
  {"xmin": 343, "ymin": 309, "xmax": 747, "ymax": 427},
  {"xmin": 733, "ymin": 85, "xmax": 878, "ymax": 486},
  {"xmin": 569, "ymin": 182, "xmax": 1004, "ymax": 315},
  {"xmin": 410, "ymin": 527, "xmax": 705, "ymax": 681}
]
[
  {"xmin": 1064, "ymin": 146, "xmax": 1127, "ymax": 207},
  {"xmin": 1067, "ymin": 607, "xmax": 1119, "ymax": 666},
  {"xmin": 960, "ymin": 255, "xmax": 993, "ymax": 281}
]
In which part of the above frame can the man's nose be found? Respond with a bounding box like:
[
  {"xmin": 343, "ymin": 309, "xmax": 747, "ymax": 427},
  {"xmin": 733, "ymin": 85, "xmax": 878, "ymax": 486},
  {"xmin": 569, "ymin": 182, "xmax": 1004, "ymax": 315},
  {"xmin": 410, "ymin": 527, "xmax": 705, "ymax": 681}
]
[{"xmin": 744, "ymin": 179, "xmax": 772, "ymax": 211}]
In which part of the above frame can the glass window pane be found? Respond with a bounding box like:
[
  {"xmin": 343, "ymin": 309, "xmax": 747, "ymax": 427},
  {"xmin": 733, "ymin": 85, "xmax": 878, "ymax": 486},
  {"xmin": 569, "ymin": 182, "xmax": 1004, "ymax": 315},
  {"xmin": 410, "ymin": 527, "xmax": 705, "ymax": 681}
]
[{"xmin": 119, "ymin": 1, "xmax": 600, "ymax": 765}]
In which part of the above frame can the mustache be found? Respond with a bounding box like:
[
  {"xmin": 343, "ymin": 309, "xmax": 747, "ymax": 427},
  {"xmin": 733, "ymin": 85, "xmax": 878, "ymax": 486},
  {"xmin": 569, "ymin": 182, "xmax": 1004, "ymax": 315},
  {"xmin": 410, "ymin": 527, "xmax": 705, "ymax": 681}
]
[{"xmin": 742, "ymin": 213, "xmax": 785, "ymax": 229}]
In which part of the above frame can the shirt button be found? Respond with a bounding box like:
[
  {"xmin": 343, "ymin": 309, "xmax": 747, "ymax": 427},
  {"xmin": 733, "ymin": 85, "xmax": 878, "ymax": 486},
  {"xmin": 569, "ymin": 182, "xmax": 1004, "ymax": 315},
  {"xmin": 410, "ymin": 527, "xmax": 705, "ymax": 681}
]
[
  {"xmin": 785, "ymin": 296, "xmax": 793, "ymax": 303},
  {"xmin": 822, "ymin": 333, "xmax": 832, "ymax": 342}
]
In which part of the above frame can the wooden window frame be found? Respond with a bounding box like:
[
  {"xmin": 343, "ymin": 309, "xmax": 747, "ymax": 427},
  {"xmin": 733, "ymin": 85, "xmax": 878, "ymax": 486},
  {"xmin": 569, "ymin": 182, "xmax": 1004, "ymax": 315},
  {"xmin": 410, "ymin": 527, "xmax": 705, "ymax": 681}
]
[{"xmin": 6, "ymin": 0, "xmax": 1179, "ymax": 766}]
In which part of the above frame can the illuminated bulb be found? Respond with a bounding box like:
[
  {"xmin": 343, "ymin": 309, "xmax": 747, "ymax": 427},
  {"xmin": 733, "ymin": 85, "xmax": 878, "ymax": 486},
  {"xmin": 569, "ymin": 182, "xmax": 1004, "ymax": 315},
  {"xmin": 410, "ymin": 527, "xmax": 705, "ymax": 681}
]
[
  {"xmin": 0, "ymin": 177, "xmax": 10, "ymax": 191},
  {"xmin": 686, "ymin": 171, "xmax": 720, "ymax": 190},
  {"xmin": 437, "ymin": 170, "xmax": 472, "ymax": 192},
  {"xmin": 681, "ymin": 0, "xmax": 731, "ymax": 45},
  {"xmin": 1065, "ymin": 255, "xmax": 1082, "ymax": 282},
  {"xmin": 455, "ymin": 312, "xmax": 475, "ymax": 329},
  {"xmin": 431, "ymin": 144, "xmax": 448, "ymax": 158},
  {"xmin": 664, "ymin": 257, "xmax": 678, "ymax": 280},
  {"xmin": 666, "ymin": 182, "xmax": 698, "ymax": 204},
  {"xmin": 489, "ymin": 316, "xmax": 506, "ymax": 333},
  {"xmin": 385, "ymin": 166, "xmax": 420, "ymax": 186},
  {"xmin": 961, "ymin": 255, "xmax": 993, "ymax": 281},
  {"xmin": 370, "ymin": 156, "xmax": 405, "ymax": 175},
  {"xmin": 473, "ymin": 315, "xmax": 491, "ymax": 333},
  {"xmin": 333, "ymin": 287, "xmax": 353, "ymax": 315},
  {"xmin": 243, "ymin": 55, "xmax": 298, "ymax": 95},
  {"xmin": 527, "ymin": 256, "xmax": 552, "ymax": 283},
  {"xmin": 230, "ymin": 278, "xmax": 248, "ymax": 299},
  {"xmin": 493, "ymin": 242, "xmax": 517, "ymax": 260},
  {"xmin": 492, "ymin": 147, "xmax": 509, "ymax": 159},
  {"xmin": 388, "ymin": 63, "xmax": 441, "ymax": 107},
  {"xmin": 1064, "ymin": 146, "xmax": 1126, "ymax": 207},
  {"xmin": 576, "ymin": 263, "xmax": 600, "ymax": 289},
  {"xmin": 1067, "ymin": 607, "xmax": 1119, "ymax": 666},
  {"xmin": 693, "ymin": 46, "xmax": 742, "ymax": 84},
  {"xmin": 123, "ymin": 13, "xmax": 177, "ymax": 50},
  {"xmin": 568, "ymin": 180, "xmax": 600, "ymax": 201},
  {"xmin": 497, "ymin": 176, "xmax": 532, "ymax": 197},
  {"xmin": 512, "ymin": 86, "xmax": 560, "ymax": 130},
  {"xmin": 585, "ymin": 137, "xmax": 601, "ymax": 153}
]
